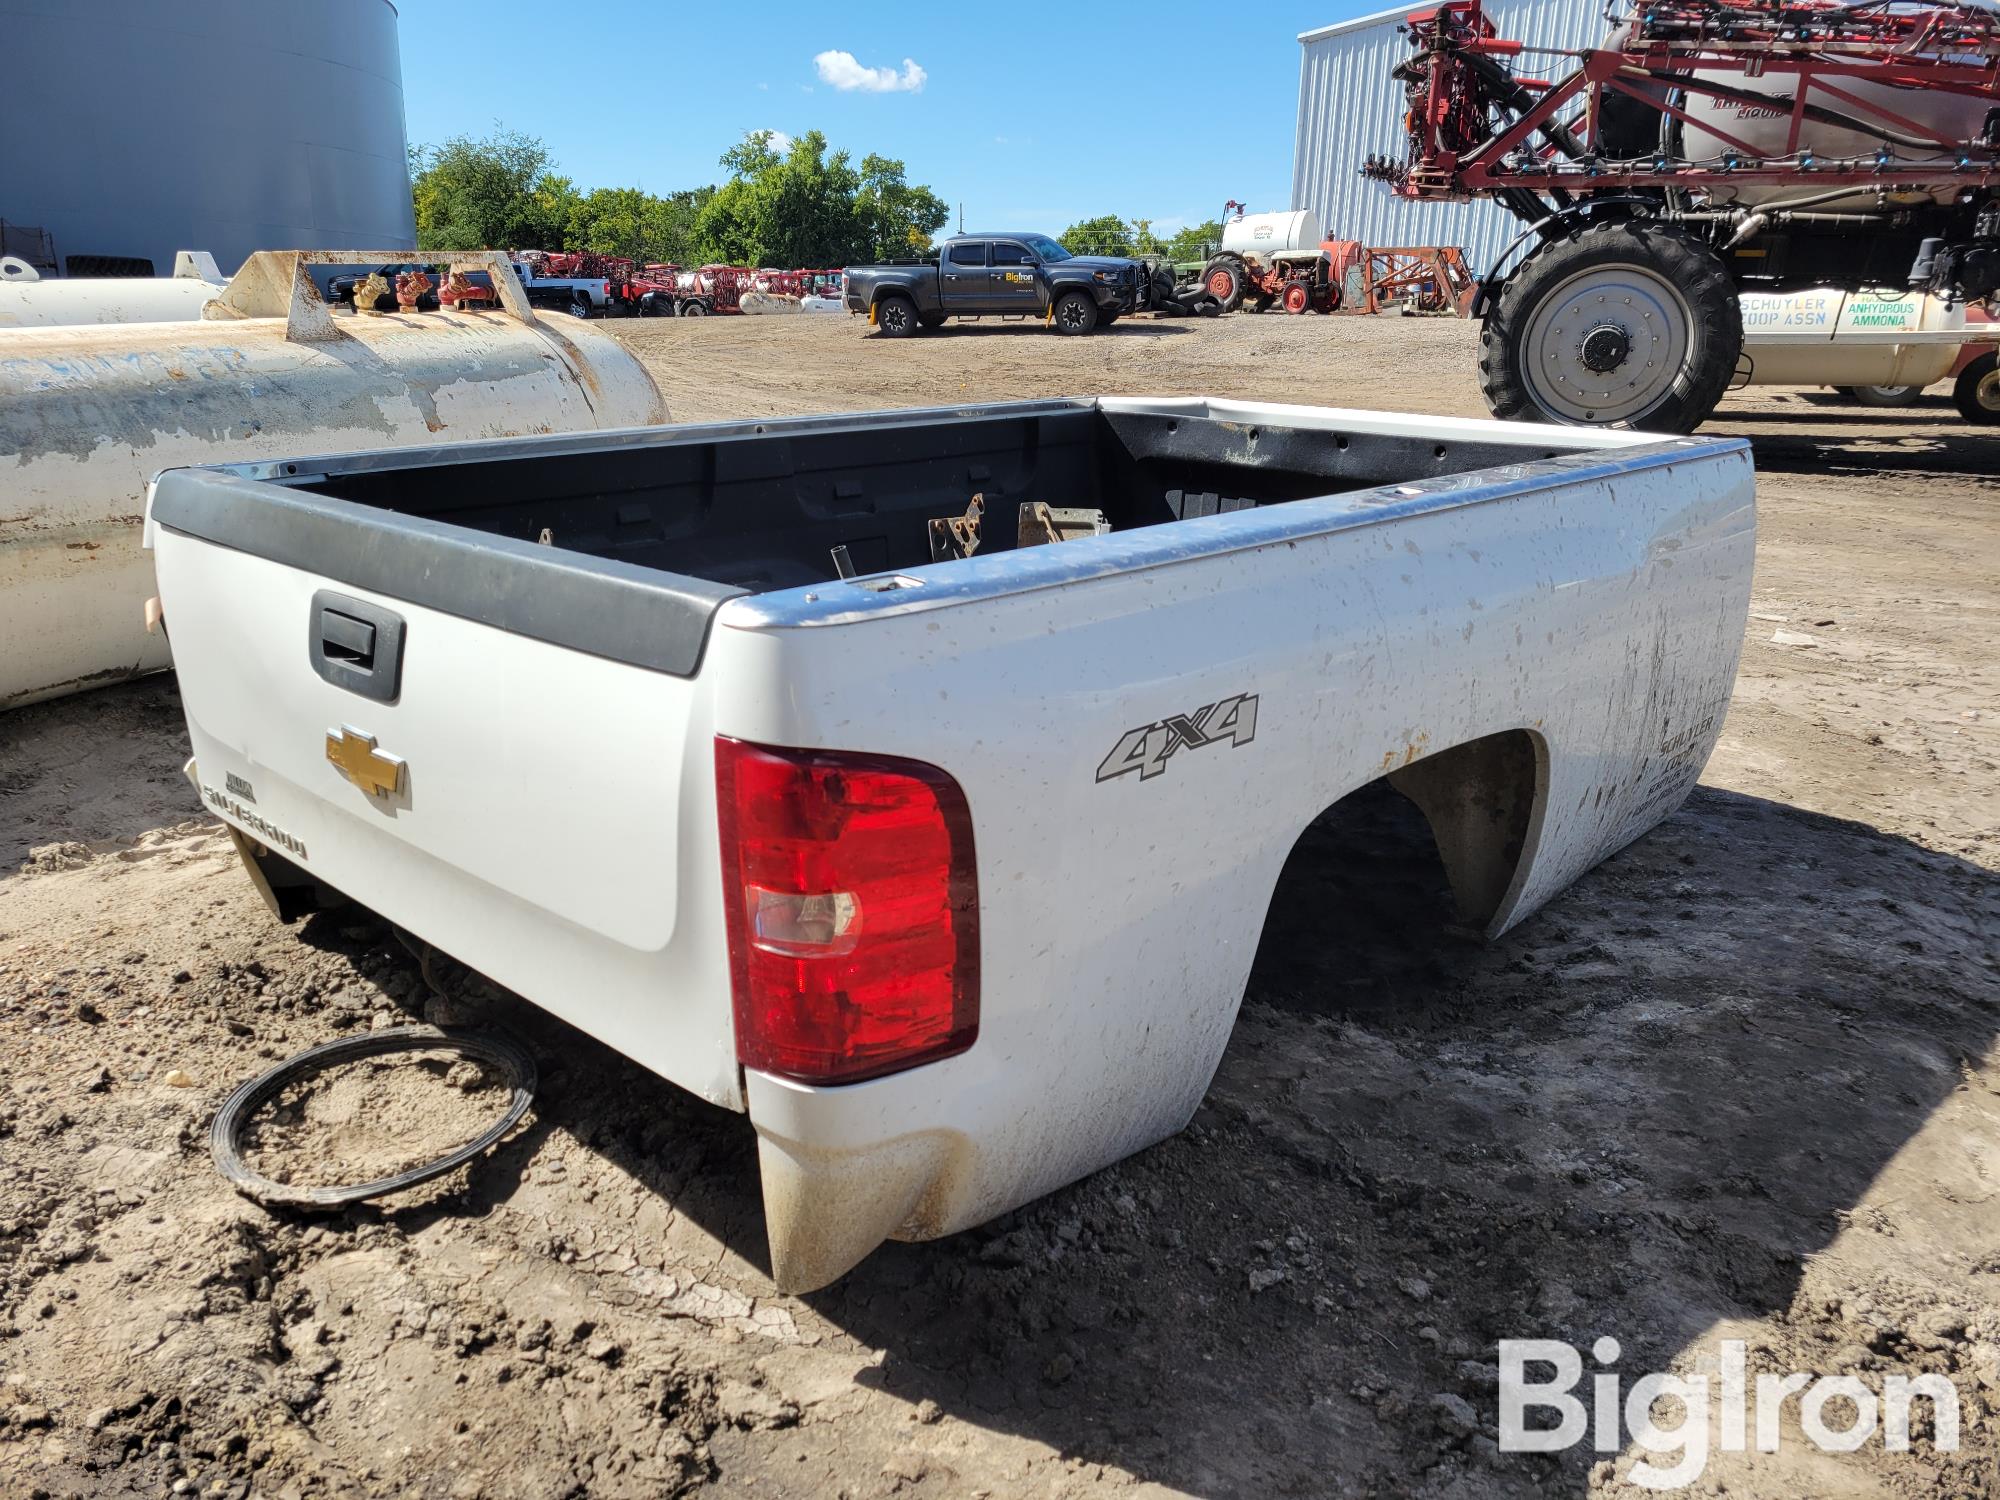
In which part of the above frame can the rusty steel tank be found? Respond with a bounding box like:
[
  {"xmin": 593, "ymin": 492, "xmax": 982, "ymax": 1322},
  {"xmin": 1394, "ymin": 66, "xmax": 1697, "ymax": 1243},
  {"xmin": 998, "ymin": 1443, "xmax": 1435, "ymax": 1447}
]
[{"xmin": 0, "ymin": 251, "xmax": 668, "ymax": 710}]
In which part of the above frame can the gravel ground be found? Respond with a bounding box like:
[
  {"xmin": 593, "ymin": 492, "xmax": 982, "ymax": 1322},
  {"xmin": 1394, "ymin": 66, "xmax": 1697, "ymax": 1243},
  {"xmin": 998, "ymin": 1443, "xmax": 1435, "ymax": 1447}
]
[{"xmin": 1, "ymin": 310, "xmax": 1995, "ymax": 1499}]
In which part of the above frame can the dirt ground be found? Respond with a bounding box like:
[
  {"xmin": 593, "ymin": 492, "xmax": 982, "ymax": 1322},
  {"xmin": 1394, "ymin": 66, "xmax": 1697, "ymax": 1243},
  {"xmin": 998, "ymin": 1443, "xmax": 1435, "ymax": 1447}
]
[{"xmin": 2, "ymin": 311, "xmax": 1996, "ymax": 1500}]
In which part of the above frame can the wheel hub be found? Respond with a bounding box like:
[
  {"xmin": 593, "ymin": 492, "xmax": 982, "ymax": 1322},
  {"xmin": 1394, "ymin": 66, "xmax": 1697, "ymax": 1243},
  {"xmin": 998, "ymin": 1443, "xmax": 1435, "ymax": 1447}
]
[
  {"xmin": 1578, "ymin": 323, "xmax": 1631, "ymax": 374},
  {"xmin": 1978, "ymin": 367, "xmax": 2000, "ymax": 411},
  {"xmin": 1519, "ymin": 266, "xmax": 1695, "ymax": 425}
]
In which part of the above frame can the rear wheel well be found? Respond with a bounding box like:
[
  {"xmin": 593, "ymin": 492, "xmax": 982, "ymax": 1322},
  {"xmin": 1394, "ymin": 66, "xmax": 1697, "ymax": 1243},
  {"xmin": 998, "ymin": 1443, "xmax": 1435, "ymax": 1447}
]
[
  {"xmin": 1249, "ymin": 729, "xmax": 1547, "ymax": 1007},
  {"xmin": 1384, "ymin": 729, "xmax": 1544, "ymax": 932}
]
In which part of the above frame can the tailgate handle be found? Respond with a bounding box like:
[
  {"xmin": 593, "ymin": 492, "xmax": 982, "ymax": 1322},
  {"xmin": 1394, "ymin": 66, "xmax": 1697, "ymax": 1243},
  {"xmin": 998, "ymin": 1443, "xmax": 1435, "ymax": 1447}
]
[
  {"xmin": 309, "ymin": 590, "xmax": 405, "ymax": 704},
  {"xmin": 320, "ymin": 609, "xmax": 376, "ymax": 665}
]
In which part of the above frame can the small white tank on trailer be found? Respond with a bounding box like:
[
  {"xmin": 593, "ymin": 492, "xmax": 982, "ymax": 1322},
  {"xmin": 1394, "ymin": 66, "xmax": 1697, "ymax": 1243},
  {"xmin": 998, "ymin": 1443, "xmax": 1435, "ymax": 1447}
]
[
  {"xmin": 1219, "ymin": 210, "xmax": 1326, "ymax": 264},
  {"xmin": 0, "ymin": 251, "xmax": 228, "ymax": 328},
  {"xmin": 0, "ymin": 250, "xmax": 668, "ymax": 711}
]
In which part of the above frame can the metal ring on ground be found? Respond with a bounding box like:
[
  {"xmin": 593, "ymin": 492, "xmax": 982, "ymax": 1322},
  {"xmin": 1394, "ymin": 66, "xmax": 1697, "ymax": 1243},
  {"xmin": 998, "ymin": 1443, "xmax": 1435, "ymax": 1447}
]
[{"xmin": 210, "ymin": 1025, "xmax": 537, "ymax": 1209}]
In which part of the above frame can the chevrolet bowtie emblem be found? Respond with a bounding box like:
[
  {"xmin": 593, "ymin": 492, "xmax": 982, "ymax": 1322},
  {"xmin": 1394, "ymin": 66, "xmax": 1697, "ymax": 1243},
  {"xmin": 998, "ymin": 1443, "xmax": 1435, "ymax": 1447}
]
[{"xmin": 325, "ymin": 726, "xmax": 405, "ymax": 798}]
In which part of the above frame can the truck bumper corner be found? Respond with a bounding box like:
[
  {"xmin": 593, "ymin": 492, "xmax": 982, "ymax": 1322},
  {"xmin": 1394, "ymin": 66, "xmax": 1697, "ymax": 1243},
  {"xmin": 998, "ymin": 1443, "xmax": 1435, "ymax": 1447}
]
[{"xmin": 755, "ymin": 1126, "xmax": 964, "ymax": 1293}]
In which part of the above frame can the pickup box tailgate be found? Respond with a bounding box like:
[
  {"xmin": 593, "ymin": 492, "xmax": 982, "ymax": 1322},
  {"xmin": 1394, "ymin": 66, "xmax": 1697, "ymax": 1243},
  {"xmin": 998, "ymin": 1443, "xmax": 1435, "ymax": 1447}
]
[{"xmin": 147, "ymin": 468, "xmax": 746, "ymax": 1109}]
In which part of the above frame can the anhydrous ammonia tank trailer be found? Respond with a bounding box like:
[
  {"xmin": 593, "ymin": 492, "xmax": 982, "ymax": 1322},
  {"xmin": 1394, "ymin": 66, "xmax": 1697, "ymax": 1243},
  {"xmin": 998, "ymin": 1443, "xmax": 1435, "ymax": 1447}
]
[{"xmin": 0, "ymin": 252, "xmax": 667, "ymax": 710}]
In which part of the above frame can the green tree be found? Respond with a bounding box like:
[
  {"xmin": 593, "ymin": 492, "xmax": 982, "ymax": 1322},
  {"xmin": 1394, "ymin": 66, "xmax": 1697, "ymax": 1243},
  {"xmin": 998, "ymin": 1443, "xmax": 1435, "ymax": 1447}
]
[
  {"xmin": 654, "ymin": 187, "xmax": 716, "ymax": 264},
  {"xmin": 566, "ymin": 187, "xmax": 652, "ymax": 260},
  {"xmin": 720, "ymin": 130, "xmax": 786, "ymax": 180},
  {"xmin": 692, "ymin": 178, "xmax": 762, "ymax": 265},
  {"xmin": 1130, "ymin": 218, "xmax": 1167, "ymax": 257},
  {"xmin": 410, "ymin": 127, "xmax": 579, "ymax": 251},
  {"xmin": 697, "ymin": 129, "xmax": 807, "ymax": 266},
  {"xmin": 853, "ymin": 155, "xmax": 949, "ymax": 260},
  {"xmin": 695, "ymin": 129, "xmax": 949, "ymax": 267},
  {"xmin": 1167, "ymin": 219, "xmax": 1224, "ymax": 263},
  {"xmin": 754, "ymin": 131, "xmax": 866, "ymax": 267},
  {"xmin": 411, "ymin": 125, "xmax": 944, "ymax": 270},
  {"xmin": 567, "ymin": 185, "xmax": 714, "ymax": 264},
  {"xmin": 1059, "ymin": 215, "xmax": 1135, "ymax": 257}
]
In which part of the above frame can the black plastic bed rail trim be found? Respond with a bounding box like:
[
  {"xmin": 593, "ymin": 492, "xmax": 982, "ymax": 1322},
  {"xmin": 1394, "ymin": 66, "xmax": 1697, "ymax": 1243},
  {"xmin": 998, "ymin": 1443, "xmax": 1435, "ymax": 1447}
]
[{"xmin": 151, "ymin": 469, "xmax": 746, "ymax": 678}]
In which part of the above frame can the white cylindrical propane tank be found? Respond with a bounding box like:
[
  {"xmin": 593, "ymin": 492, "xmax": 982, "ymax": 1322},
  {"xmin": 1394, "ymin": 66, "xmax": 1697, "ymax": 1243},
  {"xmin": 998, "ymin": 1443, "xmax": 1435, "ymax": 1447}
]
[
  {"xmin": 0, "ymin": 251, "xmax": 668, "ymax": 711},
  {"xmin": 0, "ymin": 251, "xmax": 227, "ymax": 328},
  {"xmin": 1738, "ymin": 287, "xmax": 1968, "ymax": 386},
  {"xmin": 1219, "ymin": 210, "xmax": 1327, "ymax": 264}
]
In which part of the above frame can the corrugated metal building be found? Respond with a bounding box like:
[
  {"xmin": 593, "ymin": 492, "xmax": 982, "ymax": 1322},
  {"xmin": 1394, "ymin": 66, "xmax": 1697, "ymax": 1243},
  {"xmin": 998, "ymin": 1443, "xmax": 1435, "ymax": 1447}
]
[
  {"xmin": 1293, "ymin": 0, "xmax": 1601, "ymax": 273},
  {"xmin": 0, "ymin": 0, "xmax": 415, "ymax": 277}
]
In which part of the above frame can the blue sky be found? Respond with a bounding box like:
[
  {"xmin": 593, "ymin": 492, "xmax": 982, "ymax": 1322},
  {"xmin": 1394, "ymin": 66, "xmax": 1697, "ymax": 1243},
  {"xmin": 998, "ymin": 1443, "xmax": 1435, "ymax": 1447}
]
[{"xmin": 397, "ymin": 3, "xmax": 1366, "ymax": 239}]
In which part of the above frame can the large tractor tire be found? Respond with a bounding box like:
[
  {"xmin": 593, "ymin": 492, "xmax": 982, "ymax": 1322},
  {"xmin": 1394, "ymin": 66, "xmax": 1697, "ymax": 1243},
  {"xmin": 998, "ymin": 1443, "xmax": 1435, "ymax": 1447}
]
[
  {"xmin": 1954, "ymin": 353, "xmax": 2000, "ymax": 424},
  {"xmin": 1202, "ymin": 256, "xmax": 1247, "ymax": 313},
  {"xmin": 1478, "ymin": 221, "xmax": 1741, "ymax": 432}
]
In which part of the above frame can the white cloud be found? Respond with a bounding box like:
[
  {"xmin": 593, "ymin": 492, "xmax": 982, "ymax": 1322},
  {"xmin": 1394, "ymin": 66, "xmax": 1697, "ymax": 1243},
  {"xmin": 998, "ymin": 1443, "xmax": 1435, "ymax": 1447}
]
[
  {"xmin": 762, "ymin": 130, "xmax": 794, "ymax": 153},
  {"xmin": 757, "ymin": 81, "xmax": 769, "ymax": 91},
  {"xmin": 814, "ymin": 49, "xmax": 927, "ymax": 93}
]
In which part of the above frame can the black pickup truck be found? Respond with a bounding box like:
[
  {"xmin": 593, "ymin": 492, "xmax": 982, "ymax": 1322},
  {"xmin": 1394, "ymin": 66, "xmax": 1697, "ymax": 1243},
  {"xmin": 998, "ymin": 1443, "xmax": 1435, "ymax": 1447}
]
[{"xmin": 844, "ymin": 233, "xmax": 1155, "ymax": 336}]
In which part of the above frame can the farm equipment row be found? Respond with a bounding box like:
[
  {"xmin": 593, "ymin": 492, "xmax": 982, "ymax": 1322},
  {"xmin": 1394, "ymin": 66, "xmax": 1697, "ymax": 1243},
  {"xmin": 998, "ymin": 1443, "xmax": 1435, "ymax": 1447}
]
[
  {"xmin": 514, "ymin": 232, "xmax": 1470, "ymax": 325},
  {"xmin": 510, "ymin": 251, "xmax": 846, "ymax": 318}
]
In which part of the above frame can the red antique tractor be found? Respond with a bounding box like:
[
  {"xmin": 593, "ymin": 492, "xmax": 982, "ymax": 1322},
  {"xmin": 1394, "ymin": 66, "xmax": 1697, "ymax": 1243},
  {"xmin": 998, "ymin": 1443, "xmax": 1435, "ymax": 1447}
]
[
  {"xmin": 1365, "ymin": 0, "xmax": 2000, "ymax": 428},
  {"xmin": 1199, "ymin": 204, "xmax": 1477, "ymax": 316}
]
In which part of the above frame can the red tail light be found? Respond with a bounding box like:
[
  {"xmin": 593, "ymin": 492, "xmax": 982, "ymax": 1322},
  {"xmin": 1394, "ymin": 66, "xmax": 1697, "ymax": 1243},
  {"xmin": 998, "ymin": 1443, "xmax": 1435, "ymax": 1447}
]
[{"xmin": 715, "ymin": 737, "xmax": 978, "ymax": 1084}]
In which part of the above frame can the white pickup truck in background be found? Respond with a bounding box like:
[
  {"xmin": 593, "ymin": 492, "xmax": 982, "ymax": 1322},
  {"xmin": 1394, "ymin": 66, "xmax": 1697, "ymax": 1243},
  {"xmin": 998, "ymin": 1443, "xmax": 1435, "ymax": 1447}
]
[{"xmin": 144, "ymin": 397, "xmax": 1755, "ymax": 1290}]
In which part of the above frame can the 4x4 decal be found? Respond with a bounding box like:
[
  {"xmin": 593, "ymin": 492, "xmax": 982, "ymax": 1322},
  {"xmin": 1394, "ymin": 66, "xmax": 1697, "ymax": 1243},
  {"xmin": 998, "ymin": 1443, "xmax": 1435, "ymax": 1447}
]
[{"xmin": 1095, "ymin": 694, "xmax": 1259, "ymax": 783}]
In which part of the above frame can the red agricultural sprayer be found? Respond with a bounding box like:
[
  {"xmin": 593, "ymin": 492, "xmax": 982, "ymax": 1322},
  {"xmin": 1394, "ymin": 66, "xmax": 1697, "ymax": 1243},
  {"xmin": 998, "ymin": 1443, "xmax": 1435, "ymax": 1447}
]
[{"xmin": 1363, "ymin": 0, "xmax": 2000, "ymax": 427}]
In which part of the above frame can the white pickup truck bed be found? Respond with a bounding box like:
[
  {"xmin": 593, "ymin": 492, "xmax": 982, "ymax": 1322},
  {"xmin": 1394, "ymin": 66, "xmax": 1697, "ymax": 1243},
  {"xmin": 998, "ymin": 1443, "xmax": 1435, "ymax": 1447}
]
[{"xmin": 145, "ymin": 397, "xmax": 1755, "ymax": 1289}]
